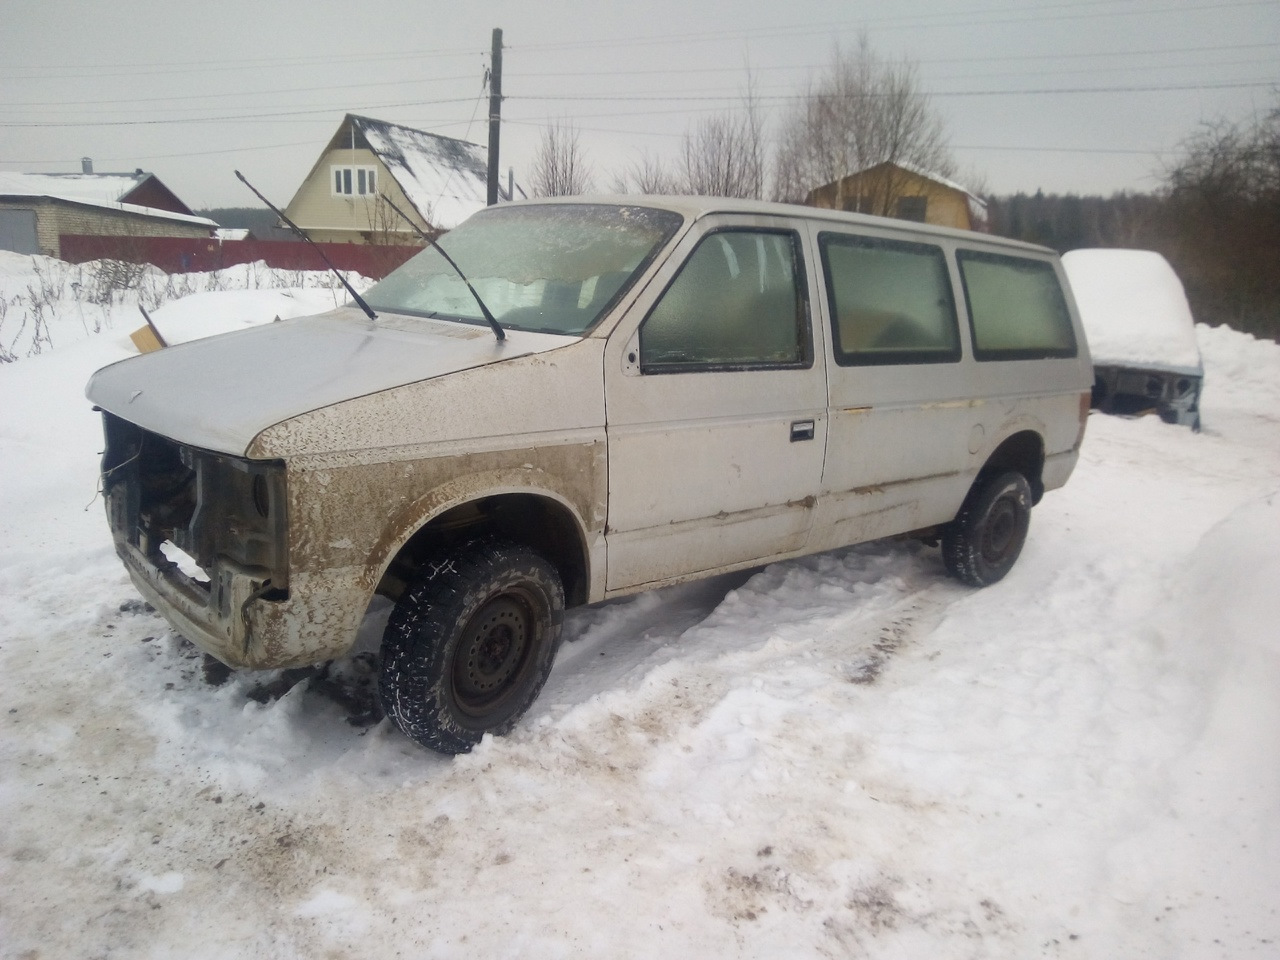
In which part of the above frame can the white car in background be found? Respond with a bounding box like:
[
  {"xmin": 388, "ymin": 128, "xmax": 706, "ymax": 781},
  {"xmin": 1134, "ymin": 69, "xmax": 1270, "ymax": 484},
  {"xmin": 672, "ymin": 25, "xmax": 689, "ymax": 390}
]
[{"xmin": 1062, "ymin": 248, "xmax": 1204, "ymax": 430}]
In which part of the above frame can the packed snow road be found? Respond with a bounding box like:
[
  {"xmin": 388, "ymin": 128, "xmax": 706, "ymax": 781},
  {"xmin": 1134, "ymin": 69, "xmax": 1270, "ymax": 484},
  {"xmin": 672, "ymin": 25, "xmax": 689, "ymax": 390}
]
[{"xmin": 1, "ymin": 260, "xmax": 1277, "ymax": 958}]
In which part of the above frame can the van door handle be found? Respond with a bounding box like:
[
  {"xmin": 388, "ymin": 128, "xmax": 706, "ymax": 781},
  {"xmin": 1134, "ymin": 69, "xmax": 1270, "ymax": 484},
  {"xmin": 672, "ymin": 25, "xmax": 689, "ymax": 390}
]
[{"xmin": 790, "ymin": 419, "xmax": 815, "ymax": 442}]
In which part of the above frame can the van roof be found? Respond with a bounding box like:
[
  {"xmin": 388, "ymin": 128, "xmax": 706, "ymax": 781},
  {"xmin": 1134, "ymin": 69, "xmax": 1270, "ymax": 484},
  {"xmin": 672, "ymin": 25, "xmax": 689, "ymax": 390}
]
[{"xmin": 500, "ymin": 194, "xmax": 1057, "ymax": 256}]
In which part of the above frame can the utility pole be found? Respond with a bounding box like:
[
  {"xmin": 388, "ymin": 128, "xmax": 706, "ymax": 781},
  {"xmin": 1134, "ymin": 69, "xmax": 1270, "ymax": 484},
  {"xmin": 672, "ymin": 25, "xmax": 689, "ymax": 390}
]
[{"xmin": 486, "ymin": 28, "xmax": 503, "ymax": 206}]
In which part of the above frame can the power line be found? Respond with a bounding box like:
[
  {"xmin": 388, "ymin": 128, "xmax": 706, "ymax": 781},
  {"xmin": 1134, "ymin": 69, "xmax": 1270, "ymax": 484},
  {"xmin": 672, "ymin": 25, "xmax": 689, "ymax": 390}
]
[
  {"xmin": 2, "ymin": 74, "xmax": 480, "ymax": 110},
  {"xmin": 8, "ymin": 74, "xmax": 1267, "ymax": 130},
  {"xmin": 507, "ymin": 79, "xmax": 1275, "ymax": 105},
  {"xmin": 515, "ymin": 41, "xmax": 1280, "ymax": 80},
  {"xmin": 510, "ymin": 0, "xmax": 1280, "ymax": 52},
  {"xmin": 0, "ymin": 140, "xmax": 322, "ymax": 166},
  {"xmin": 953, "ymin": 144, "xmax": 1167, "ymax": 156},
  {"xmin": 5, "ymin": 61, "xmax": 1268, "ymax": 123},
  {"xmin": 0, "ymin": 99, "xmax": 478, "ymax": 128},
  {"xmin": 0, "ymin": 48, "xmax": 486, "ymax": 81}
]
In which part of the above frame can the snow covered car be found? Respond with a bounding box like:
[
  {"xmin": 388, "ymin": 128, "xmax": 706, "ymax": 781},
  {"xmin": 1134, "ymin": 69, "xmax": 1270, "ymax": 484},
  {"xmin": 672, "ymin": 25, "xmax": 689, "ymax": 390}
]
[
  {"xmin": 86, "ymin": 197, "xmax": 1093, "ymax": 755},
  {"xmin": 1062, "ymin": 248, "xmax": 1204, "ymax": 429}
]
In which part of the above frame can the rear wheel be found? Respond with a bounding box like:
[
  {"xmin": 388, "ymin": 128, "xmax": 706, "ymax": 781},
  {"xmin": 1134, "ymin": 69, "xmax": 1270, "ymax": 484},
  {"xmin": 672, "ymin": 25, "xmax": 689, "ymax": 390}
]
[
  {"xmin": 942, "ymin": 471, "xmax": 1032, "ymax": 587},
  {"xmin": 378, "ymin": 540, "xmax": 564, "ymax": 755}
]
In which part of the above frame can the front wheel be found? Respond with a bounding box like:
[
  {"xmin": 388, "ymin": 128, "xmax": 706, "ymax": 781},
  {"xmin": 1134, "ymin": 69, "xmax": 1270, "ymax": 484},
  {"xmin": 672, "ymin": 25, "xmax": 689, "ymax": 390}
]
[
  {"xmin": 941, "ymin": 471, "xmax": 1032, "ymax": 587},
  {"xmin": 378, "ymin": 540, "xmax": 564, "ymax": 755}
]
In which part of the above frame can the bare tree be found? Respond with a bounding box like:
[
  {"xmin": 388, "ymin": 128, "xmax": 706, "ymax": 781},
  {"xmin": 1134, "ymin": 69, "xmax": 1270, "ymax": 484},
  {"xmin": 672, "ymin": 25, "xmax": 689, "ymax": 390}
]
[
  {"xmin": 1159, "ymin": 97, "xmax": 1280, "ymax": 338},
  {"xmin": 609, "ymin": 152, "xmax": 678, "ymax": 195},
  {"xmin": 677, "ymin": 72, "xmax": 767, "ymax": 199},
  {"xmin": 773, "ymin": 35, "xmax": 954, "ymax": 208},
  {"xmin": 530, "ymin": 120, "xmax": 593, "ymax": 197},
  {"xmin": 1165, "ymin": 106, "xmax": 1280, "ymax": 208},
  {"xmin": 609, "ymin": 72, "xmax": 766, "ymax": 198}
]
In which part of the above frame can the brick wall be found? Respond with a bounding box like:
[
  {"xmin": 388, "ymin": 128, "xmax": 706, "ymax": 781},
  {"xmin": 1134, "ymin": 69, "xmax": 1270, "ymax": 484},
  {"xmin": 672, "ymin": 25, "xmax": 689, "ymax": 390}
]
[{"xmin": 0, "ymin": 198, "xmax": 213, "ymax": 258}]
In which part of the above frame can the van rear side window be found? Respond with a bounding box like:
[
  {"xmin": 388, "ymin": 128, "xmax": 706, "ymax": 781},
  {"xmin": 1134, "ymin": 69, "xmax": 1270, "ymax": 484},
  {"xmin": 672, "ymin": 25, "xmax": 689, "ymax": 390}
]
[
  {"xmin": 957, "ymin": 250, "xmax": 1077, "ymax": 361},
  {"xmin": 819, "ymin": 233, "xmax": 960, "ymax": 366}
]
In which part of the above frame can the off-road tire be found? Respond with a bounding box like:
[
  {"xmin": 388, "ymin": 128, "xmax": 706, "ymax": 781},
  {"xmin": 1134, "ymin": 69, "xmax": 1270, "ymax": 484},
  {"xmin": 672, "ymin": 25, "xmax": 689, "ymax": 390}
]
[
  {"xmin": 941, "ymin": 471, "xmax": 1032, "ymax": 587},
  {"xmin": 378, "ymin": 540, "xmax": 564, "ymax": 755}
]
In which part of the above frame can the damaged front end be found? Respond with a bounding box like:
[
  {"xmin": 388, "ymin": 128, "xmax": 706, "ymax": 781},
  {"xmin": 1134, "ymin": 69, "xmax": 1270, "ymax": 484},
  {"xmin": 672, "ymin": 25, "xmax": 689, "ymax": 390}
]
[
  {"xmin": 99, "ymin": 411, "xmax": 289, "ymax": 665},
  {"xmin": 1091, "ymin": 364, "xmax": 1203, "ymax": 430}
]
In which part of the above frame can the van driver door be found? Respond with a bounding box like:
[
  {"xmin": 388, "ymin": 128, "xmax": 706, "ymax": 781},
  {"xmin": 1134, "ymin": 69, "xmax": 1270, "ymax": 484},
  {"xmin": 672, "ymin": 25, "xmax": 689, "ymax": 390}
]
[{"xmin": 602, "ymin": 219, "xmax": 829, "ymax": 594}]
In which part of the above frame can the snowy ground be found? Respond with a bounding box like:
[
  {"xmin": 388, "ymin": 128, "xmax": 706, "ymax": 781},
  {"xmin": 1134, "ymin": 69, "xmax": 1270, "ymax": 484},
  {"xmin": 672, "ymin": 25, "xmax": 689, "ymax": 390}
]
[{"xmin": 1, "ymin": 252, "xmax": 1277, "ymax": 959}]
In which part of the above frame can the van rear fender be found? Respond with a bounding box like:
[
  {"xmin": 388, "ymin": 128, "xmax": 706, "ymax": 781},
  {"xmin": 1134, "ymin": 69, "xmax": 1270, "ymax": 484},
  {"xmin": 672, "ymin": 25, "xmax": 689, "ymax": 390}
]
[{"xmin": 976, "ymin": 430, "xmax": 1046, "ymax": 503}]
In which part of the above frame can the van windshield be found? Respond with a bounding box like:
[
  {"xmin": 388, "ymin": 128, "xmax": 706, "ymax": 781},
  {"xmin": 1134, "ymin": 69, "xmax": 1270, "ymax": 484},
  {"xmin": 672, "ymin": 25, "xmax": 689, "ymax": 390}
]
[{"xmin": 364, "ymin": 203, "xmax": 684, "ymax": 336}]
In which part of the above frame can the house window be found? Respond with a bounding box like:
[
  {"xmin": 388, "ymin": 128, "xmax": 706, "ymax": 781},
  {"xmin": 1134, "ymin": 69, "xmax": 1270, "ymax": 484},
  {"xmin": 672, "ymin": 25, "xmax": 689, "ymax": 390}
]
[
  {"xmin": 895, "ymin": 196, "xmax": 928, "ymax": 222},
  {"xmin": 331, "ymin": 165, "xmax": 378, "ymax": 197}
]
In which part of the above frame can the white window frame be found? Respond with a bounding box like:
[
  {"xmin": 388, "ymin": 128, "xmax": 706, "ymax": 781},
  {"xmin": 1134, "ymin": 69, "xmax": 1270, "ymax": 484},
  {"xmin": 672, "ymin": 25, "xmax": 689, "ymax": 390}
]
[{"xmin": 331, "ymin": 165, "xmax": 378, "ymax": 197}]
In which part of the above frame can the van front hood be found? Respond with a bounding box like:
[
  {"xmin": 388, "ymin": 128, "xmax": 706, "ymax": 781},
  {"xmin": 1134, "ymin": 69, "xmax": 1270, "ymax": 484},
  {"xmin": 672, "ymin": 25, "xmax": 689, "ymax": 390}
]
[{"xmin": 85, "ymin": 308, "xmax": 577, "ymax": 456}]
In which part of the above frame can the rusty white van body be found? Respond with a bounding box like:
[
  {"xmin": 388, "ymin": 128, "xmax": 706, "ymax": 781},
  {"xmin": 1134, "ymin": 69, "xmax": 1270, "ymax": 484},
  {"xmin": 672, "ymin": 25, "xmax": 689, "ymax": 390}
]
[{"xmin": 87, "ymin": 197, "xmax": 1092, "ymax": 754}]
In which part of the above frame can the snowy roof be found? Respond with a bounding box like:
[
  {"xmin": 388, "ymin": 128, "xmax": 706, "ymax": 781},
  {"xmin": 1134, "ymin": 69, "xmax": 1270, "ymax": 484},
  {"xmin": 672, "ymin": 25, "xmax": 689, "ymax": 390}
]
[
  {"xmin": 0, "ymin": 171, "xmax": 216, "ymax": 229},
  {"xmin": 348, "ymin": 115, "xmax": 492, "ymax": 229},
  {"xmin": 892, "ymin": 162, "xmax": 988, "ymax": 227},
  {"xmin": 1062, "ymin": 248, "xmax": 1203, "ymax": 374},
  {"xmin": 0, "ymin": 171, "xmax": 148, "ymax": 205},
  {"xmin": 885, "ymin": 161, "xmax": 984, "ymax": 204}
]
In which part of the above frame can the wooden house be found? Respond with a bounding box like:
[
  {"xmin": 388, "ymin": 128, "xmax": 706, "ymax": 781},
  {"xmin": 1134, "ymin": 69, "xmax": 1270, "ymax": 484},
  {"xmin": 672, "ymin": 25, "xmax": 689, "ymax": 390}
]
[
  {"xmin": 283, "ymin": 114, "xmax": 515, "ymax": 244},
  {"xmin": 807, "ymin": 162, "xmax": 988, "ymax": 232}
]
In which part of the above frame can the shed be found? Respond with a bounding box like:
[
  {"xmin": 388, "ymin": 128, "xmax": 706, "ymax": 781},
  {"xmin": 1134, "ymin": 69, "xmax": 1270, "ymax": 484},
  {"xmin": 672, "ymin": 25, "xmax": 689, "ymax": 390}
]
[
  {"xmin": 807, "ymin": 162, "xmax": 988, "ymax": 232},
  {"xmin": 0, "ymin": 171, "xmax": 216, "ymax": 258}
]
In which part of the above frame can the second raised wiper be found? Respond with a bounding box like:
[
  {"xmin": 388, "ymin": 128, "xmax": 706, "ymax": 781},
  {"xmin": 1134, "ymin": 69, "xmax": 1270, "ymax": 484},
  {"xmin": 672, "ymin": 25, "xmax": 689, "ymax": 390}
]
[
  {"xmin": 379, "ymin": 194, "xmax": 505, "ymax": 342},
  {"xmin": 234, "ymin": 170, "xmax": 378, "ymax": 322}
]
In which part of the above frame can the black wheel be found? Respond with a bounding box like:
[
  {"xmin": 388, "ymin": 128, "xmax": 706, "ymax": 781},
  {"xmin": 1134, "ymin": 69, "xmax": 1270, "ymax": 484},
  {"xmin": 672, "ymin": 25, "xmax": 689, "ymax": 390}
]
[
  {"xmin": 941, "ymin": 471, "xmax": 1032, "ymax": 587},
  {"xmin": 378, "ymin": 540, "xmax": 564, "ymax": 755}
]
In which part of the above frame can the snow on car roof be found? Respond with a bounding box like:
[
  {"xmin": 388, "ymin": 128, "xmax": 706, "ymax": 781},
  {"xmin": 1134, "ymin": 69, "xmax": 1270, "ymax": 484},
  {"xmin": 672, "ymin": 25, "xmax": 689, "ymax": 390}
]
[{"xmin": 1062, "ymin": 248, "xmax": 1203, "ymax": 374}]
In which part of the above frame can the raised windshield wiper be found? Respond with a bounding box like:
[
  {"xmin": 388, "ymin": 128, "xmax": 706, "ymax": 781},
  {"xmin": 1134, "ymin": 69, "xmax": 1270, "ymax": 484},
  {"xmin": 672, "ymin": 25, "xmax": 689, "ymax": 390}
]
[
  {"xmin": 379, "ymin": 193, "xmax": 505, "ymax": 342},
  {"xmin": 234, "ymin": 170, "xmax": 378, "ymax": 322}
]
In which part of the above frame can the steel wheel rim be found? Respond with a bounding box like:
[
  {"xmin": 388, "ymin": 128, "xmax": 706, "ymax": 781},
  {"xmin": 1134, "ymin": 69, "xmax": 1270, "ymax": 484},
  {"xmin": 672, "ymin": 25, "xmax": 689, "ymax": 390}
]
[
  {"xmin": 453, "ymin": 593, "xmax": 534, "ymax": 714},
  {"xmin": 981, "ymin": 498, "xmax": 1019, "ymax": 562}
]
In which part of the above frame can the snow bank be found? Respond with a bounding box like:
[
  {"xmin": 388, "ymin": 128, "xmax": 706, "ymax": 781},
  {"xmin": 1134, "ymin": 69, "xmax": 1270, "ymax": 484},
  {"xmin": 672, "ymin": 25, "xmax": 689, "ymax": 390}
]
[
  {"xmin": 0, "ymin": 252, "xmax": 367, "ymax": 363},
  {"xmin": 1062, "ymin": 248, "xmax": 1203, "ymax": 372}
]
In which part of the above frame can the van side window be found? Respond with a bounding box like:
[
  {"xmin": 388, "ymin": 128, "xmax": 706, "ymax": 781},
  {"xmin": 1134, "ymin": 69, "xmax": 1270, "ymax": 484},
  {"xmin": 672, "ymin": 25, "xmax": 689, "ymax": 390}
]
[
  {"xmin": 819, "ymin": 233, "xmax": 960, "ymax": 366},
  {"xmin": 640, "ymin": 230, "xmax": 808, "ymax": 372},
  {"xmin": 957, "ymin": 250, "xmax": 1077, "ymax": 360}
]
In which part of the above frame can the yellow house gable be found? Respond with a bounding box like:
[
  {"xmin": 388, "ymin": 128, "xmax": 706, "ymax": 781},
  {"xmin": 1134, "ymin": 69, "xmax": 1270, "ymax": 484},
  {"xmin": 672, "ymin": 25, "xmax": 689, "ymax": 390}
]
[
  {"xmin": 807, "ymin": 162, "xmax": 987, "ymax": 232},
  {"xmin": 284, "ymin": 145, "xmax": 425, "ymax": 245},
  {"xmin": 283, "ymin": 114, "xmax": 493, "ymax": 244}
]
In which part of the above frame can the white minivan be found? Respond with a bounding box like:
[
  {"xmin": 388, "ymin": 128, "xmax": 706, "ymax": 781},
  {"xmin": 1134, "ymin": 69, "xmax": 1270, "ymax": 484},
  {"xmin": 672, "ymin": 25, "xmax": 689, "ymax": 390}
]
[{"xmin": 87, "ymin": 197, "xmax": 1093, "ymax": 754}]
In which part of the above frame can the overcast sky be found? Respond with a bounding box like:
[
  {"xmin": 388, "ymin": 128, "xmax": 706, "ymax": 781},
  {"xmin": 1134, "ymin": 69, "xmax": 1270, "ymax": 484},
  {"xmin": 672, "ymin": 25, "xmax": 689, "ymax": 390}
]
[{"xmin": 3, "ymin": 0, "xmax": 1277, "ymax": 210}]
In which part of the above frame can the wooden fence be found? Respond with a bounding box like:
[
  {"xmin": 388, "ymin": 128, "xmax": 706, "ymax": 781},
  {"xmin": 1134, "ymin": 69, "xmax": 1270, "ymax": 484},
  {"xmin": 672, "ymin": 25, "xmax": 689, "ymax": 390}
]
[{"xmin": 59, "ymin": 234, "xmax": 421, "ymax": 280}]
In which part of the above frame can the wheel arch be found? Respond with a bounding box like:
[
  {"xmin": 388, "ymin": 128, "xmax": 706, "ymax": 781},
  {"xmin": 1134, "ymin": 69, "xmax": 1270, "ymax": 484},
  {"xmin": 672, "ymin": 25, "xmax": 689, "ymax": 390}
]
[
  {"xmin": 976, "ymin": 429, "xmax": 1046, "ymax": 503},
  {"xmin": 372, "ymin": 476, "xmax": 593, "ymax": 609}
]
